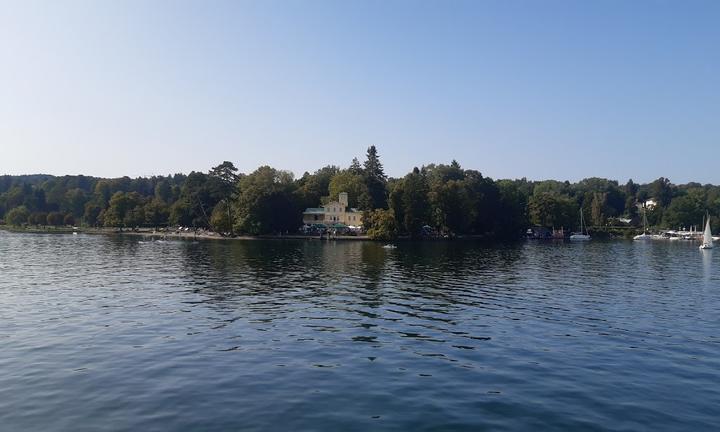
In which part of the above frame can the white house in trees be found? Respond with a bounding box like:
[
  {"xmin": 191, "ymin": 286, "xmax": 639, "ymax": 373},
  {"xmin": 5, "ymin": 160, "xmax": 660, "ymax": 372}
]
[{"xmin": 302, "ymin": 192, "xmax": 363, "ymax": 226}]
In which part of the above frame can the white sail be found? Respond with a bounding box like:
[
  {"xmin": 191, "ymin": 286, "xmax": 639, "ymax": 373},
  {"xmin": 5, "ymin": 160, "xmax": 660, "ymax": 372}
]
[
  {"xmin": 700, "ymin": 215, "xmax": 713, "ymax": 249},
  {"xmin": 704, "ymin": 218, "xmax": 713, "ymax": 245}
]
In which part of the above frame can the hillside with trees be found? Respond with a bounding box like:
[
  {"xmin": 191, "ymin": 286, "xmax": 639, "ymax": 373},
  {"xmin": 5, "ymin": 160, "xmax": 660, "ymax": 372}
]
[{"xmin": 2, "ymin": 147, "xmax": 720, "ymax": 240}]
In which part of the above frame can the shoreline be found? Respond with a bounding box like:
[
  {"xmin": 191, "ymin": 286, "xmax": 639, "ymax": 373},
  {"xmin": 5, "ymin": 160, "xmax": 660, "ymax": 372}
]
[
  {"xmin": 0, "ymin": 226, "xmax": 494, "ymax": 242},
  {"xmin": 0, "ymin": 226, "xmax": 372, "ymax": 242},
  {"xmin": 0, "ymin": 225, "xmax": 645, "ymax": 242}
]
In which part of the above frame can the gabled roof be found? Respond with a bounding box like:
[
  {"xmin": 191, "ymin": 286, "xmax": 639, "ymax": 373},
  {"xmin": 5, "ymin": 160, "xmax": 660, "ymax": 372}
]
[{"xmin": 303, "ymin": 208, "xmax": 325, "ymax": 214}]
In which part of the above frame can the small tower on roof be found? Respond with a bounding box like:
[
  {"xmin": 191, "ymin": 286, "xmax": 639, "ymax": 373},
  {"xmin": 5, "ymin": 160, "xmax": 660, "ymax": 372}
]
[{"xmin": 338, "ymin": 192, "xmax": 348, "ymax": 209}]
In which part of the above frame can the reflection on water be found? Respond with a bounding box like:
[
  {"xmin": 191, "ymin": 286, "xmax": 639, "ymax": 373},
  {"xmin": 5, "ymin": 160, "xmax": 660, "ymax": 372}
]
[
  {"xmin": 1, "ymin": 232, "xmax": 719, "ymax": 431},
  {"xmin": 702, "ymin": 249, "xmax": 713, "ymax": 283}
]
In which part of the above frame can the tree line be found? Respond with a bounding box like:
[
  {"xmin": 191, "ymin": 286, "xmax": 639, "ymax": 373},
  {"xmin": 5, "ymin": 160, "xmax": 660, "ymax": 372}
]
[{"xmin": 2, "ymin": 146, "xmax": 719, "ymax": 240}]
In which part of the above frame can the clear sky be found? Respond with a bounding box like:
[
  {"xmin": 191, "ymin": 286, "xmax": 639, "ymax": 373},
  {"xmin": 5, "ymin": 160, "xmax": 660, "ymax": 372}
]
[{"xmin": 1, "ymin": 0, "xmax": 718, "ymax": 184}]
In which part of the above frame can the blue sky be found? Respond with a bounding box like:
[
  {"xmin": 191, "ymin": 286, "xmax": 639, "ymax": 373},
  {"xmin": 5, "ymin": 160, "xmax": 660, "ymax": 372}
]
[{"xmin": 1, "ymin": 0, "xmax": 718, "ymax": 183}]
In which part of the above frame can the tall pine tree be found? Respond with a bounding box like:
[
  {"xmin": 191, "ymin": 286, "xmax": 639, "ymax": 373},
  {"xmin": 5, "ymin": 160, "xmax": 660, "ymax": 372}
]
[{"xmin": 362, "ymin": 146, "xmax": 388, "ymax": 210}]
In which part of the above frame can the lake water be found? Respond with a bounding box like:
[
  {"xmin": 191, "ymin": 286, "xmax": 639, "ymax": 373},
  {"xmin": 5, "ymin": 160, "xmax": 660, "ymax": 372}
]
[{"xmin": 1, "ymin": 231, "xmax": 719, "ymax": 431}]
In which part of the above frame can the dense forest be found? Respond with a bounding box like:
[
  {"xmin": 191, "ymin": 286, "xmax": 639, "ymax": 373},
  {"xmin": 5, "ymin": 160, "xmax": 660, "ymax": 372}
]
[{"xmin": 1, "ymin": 146, "xmax": 719, "ymax": 240}]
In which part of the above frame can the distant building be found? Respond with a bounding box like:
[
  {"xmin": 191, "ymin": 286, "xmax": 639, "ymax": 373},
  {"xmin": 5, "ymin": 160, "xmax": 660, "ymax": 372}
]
[
  {"xmin": 302, "ymin": 192, "xmax": 364, "ymax": 226},
  {"xmin": 636, "ymin": 199, "xmax": 657, "ymax": 210}
]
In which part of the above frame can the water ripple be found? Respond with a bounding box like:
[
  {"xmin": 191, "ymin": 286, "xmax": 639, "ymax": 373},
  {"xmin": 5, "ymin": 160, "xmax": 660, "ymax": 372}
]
[{"xmin": 1, "ymin": 232, "xmax": 719, "ymax": 431}]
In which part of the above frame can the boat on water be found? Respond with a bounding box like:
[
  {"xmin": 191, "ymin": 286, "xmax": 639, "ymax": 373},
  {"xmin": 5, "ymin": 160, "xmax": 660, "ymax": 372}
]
[
  {"xmin": 382, "ymin": 244, "xmax": 397, "ymax": 249},
  {"xmin": 634, "ymin": 209, "xmax": 652, "ymax": 241},
  {"xmin": 699, "ymin": 214, "xmax": 713, "ymax": 250},
  {"xmin": 570, "ymin": 208, "xmax": 591, "ymax": 241}
]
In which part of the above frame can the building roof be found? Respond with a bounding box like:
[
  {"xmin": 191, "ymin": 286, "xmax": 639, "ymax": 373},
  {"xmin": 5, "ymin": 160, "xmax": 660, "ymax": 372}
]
[{"xmin": 303, "ymin": 208, "xmax": 325, "ymax": 214}]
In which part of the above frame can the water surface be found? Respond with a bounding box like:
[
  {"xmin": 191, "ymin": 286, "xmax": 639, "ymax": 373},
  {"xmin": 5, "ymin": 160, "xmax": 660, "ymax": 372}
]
[{"xmin": 1, "ymin": 232, "xmax": 718, "ymax": 431}]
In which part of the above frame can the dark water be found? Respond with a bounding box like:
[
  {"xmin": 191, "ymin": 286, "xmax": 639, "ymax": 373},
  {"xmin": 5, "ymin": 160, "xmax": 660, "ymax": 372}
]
[{"xmin": 1, "ymin": 232, "xmax": 719, "ymax": 431}]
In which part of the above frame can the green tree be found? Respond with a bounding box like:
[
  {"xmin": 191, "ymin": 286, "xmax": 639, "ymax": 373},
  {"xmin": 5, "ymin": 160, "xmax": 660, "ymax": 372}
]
[
  {"xmin": 5, "ymin": 186, "xmax": 26, "ymax": 209},
  {"xmin": 625, "ymin": 195, "xmax": 639, "ymax": 220},
  {"xmin": 103, "ymin": 192, "xmax": 130, "ymax": 227},
  {"xmin": 365, "ymin": 209, "xmax": 398, "ymax": 241},
  {"xmin": 144, "ymin": 199, "xmax": 170, "ymax": 228},
  {"xmin": 93, "ymin": 179, "xmax": 114, "ymax": 206},
  {"xmin": 210, "ymin": 203, "xmax": 233, "ymax": 233},
  {"xmin": 24, "ymin": 187, "xmax": 47, "ymax": 212},
  {"xmin": 650, "ymin": 177, "xmax": 673, "ymax": 208},
  {"xmin": 529, "ymin": 193, "xmax": 578, "ymax": 229},
  {"xmin": 533, "ymin": 180, "xmax": 571, "ymax": 197},
  {"xmin": 463, "ymin": 170, "xmax": 500, "ymax": 235},
  {"xmin": 46, "ymin": 211, "xmax": 64, "ymax": 226},
  {"xmin": 429, "ymin": 179, "xmax": 471, "ymax": 234},
  {"xmin": 328, "ymin": 170, "xmax": 367, "ymax": 209},
  {"xmin": 83, "ymin": 201, "xmax": 104, "ymax": 227},
  {"xmin": 177, "ymin": 172, "xmax": 217, "ymax": 227},
  {"xmin": 169, "ymin": 199, "xmax": 194, "ymax": 227},
  {"xmin": 44, "ymin": 181, "xmax": 67, "ymax": 212},
  {"xmin": 209, "ymin": 161, "xmax": 240, "ymax": 235},
  {"xmin": 104, "ymin": 192, "xmax": 144, "ymax": 228},
  {"xmin": 390, "ymin": 167, "xmax": 430, "ymax": 237},
  {"xmin": 29, "ymin": 212, "xmax": 48, "ymax": 226},
  {"xmin": 234, "ymin": 166, "xmax": 299, "ymax": 235},
  {"xmin": 590, "ymin": 192, "xmax": 608, "ymax": 226},
  {"xmin": 495, "ymin": 179, "xmax": 530, "ymax": 238},
  {"xmin": 296, "ymin": 165, "xmax": 340, "ymax": 210},
  {"xmin": 63, "ymin": 188, "xmax": 88, "ymax": 218},
  {"xmin": 625, "ymin": 179, "xmax": 638, "ymax": 199},
  {"xmin": 349, "ymin": 157, "xmax": 363, "ymax": 175},
  {"xmin": 662, "ymin": 190, "xmax": 705, "ymax": 229},
  {"xmin": 123, "ymin": 206, "xmax": 145, "ymax": 228},
  {"xmin": 6, "ymin": 206, "xmax": 30, "ymax": 226},
  {"xmin": 63, "ymin": 214, "xmax": 76, "ymax": 226},
  {"xmin": 154, "ymin": 179, "xmax": 173, "ymax": 203},
  {"xmin": 362, "ymin": 146, "xmax": 388, "ymax": 210}
]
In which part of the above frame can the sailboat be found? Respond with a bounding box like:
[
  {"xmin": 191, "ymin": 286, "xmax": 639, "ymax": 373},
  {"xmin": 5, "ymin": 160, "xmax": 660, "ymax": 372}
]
[
  {"xmin": 570, "ymin": 208, "xmax": 591, "ymax": 241},
  {"xmin": 634, "ymin": 208, "xmax": 652, "ymax": 240},
  {"xmin": 699, "ymin": 214, "xmax": 713, "ymax": 250}
]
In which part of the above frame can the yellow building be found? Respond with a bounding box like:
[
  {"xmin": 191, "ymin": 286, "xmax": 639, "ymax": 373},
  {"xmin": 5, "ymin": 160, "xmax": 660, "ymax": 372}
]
[{"xmin": 303, "ymin": 192, "xmax": 364, "ymax": 227}]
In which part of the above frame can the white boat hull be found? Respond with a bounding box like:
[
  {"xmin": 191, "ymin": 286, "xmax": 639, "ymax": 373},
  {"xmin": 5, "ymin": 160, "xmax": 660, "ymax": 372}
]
[
  {"xmin": 570, "ymin": 234, "xmax": 590, "ymax": 241},
  {"xmin": 633, "ymin": 234, "xmax": 652, "ymax": 241}
]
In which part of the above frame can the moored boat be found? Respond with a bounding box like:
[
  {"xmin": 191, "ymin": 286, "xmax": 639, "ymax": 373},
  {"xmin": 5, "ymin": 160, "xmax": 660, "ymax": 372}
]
[
  {"xmin": 634, "ymin": 209, "xmax": 652, "ymax": 241},
  {"xmin": 570, "ymin": 208, "xmax": 591, "ymax": 241}
]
